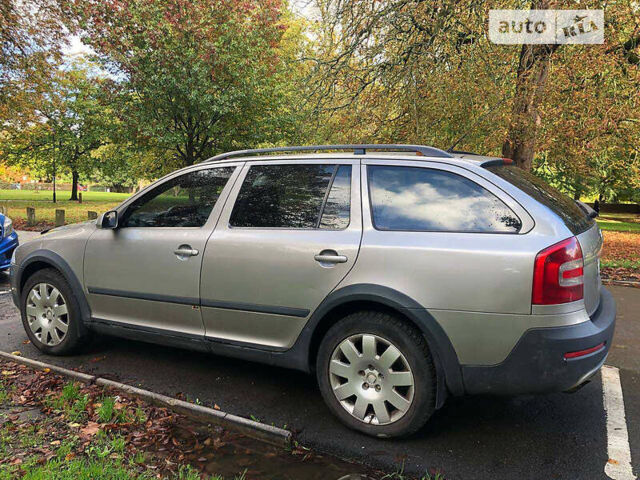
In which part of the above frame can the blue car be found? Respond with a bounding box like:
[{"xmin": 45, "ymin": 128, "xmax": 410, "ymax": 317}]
[{"xmin": 0, "ymin": 213, "xmax": 18, "ymax": 270}]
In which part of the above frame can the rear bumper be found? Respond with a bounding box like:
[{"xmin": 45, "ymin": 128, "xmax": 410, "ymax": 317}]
[{"xmin": 462, "ymin": 287, "xmax": 616, "ymax": 395}]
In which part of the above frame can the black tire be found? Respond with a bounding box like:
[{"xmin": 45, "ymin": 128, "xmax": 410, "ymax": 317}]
[
  {"xmin": 316, "ymin": 311, "xmax": 436, "ymax": 438},
  {"xmin": 20, "ymin": 268, "xmax": 85, "ymax": 355}
]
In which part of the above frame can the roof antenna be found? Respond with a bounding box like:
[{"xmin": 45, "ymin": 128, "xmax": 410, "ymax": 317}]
[{"xmin": 446, "ymin": 94, "xmax": 510, "ymax": 153}]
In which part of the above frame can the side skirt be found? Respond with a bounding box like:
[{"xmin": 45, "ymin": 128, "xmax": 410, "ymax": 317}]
[{"xmin": 89, "ymin": 318, "xmax": 305, "ymax": 370}]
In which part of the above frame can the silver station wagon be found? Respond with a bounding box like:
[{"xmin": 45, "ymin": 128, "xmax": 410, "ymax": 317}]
[{"xmin": 10, "ymin": 144, "xmax": 616, "ymax": 437}]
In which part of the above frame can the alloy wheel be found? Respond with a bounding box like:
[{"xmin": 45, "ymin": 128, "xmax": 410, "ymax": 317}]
[
  {"xmin": 25, "ymin": 282, "xmax": 69, "ymax": 346},
  {"xmin": 329, "ymin": 333, "xmax": 415, "ymax": 425}
]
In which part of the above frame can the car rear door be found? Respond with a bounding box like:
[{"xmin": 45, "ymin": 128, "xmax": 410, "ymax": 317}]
[
  {"xmin": 199, "ymin": 158, "xmax": 362, "ymax": 348},
  {"xmin": 84, "ymin": 165, "xmax": 240, "ymax": 336}
]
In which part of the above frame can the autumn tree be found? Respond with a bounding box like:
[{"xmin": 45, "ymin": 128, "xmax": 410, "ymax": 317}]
[
  {"xmin": 71, "ymin": 0, "xmax": 303, "ymax": 173},
  {"xmin": 3, "ymin": 63, "xmax": 111, "ymax": 200},
  {"xmin": 0, "ymin": 0, "xmax": 72, "ymax": 122},
  {"xmin": 308, "ymin": 0, "xmax": 639, "ymax": 200}
]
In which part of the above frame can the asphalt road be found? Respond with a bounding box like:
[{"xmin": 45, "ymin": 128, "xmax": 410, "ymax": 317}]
[{"xmin": 0, "ymin": 253, "xmax": 637, "ymax": 479}]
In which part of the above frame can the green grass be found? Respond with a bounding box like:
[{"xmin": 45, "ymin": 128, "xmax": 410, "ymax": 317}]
[
  {"xmin": 0, "ymin": 189, "xmax": 131, "ymax": 225},
  {"xmin": 0, "ymin": 190, "xmax": 131, "ymax": 202},
  {"xmin": 96, "ymin": 396, "xmax": 131, "ymax": 424},
  {"xmin": 601, "ymin": 259, "xmax": 640, "ymax": 269},
  {"xmin": 596, "ymin": 219, "xmax": 640, "ymax": 233},
  {"xmin": 46, "ymin": 382, "xmax": 90, "ymax": 422}
]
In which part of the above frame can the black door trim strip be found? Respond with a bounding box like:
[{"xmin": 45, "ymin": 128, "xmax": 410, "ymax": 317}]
[
  {"xmin": 200, "ymin": 299, "xmax": 310, "ymax": 318},
  {"xmin": 87, "ymin": 287, "xmax": 198, "ymax": 306},
  {"xmin": 87, "ymin": 287, "xmax": 310, "ymax": 318}
]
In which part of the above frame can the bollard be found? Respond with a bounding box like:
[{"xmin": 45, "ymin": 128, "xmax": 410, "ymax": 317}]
[
  {"xmin": 55, "ymin": 209, "xmax": 65, "ymax": 227},
  {"xmin": 78, "ymin": 192, "xmax": 83, "ymax": 204},
  {"xmin": 87, "ymin": 211, "xmax": 98, "ymax": 220},
  {"xmin": 26, "ymin": 207, "xmax": 36, "ymax": 226}
]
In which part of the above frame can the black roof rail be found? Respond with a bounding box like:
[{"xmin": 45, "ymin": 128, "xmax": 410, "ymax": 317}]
[{"xmin": 201, "ymin": 144, "xmax": 453, "ymax": 163}]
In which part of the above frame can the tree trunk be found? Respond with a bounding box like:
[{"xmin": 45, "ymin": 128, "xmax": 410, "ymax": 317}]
[
  {"xmin": 70, "ymin": 170, "xmax": 79, "ymax": 201},
  {"xmin": 502, "ymin": 0, "xmax": 558, "ymax": 170}
]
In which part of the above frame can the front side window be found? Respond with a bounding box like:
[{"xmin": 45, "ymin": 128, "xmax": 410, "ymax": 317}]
[
  {"xmin": 230, "ymin": 164, "xmax": 351, "ymax": 229},
  {"xmin": 123, "ymin": 167, "xmax": 235, "ymax": 228},
  {"xmin": 368, "ymin": 165, "xmax": 521, "ymax": 233}
]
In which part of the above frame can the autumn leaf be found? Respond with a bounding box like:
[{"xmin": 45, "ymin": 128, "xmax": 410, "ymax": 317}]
[{"xmin": 80, "ymin": 421, "xmax": 101, "ymax": 437}]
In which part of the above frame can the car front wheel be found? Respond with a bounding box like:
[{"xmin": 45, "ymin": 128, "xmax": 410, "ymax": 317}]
[
  {"xmin": 316, "ymin": 311, "xmax": 436, "ymax": 438},
  {"xmin": 21, "ymin": 268, "xmax": 84, "ymax": 355}
]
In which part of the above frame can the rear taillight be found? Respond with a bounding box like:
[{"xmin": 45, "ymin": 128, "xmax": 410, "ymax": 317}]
[{"xmin": 532, "ymin": 237, "xmax": 584, "ymax": 305}]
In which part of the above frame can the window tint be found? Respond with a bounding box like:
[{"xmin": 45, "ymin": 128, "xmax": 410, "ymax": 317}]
[
  {"xmin": 368, "ymin": 166, "xmax": 521, "ymax": 233},
  {"xmin": 486, "ymin": 164, "xmax": 593, "ymax": 235},
  {"xmin": 230, "ymin": 164, "xmax": 351, "ymax": 229},
  {"xmin": 320, "ymin": 165, "xmax": 351, "ymax": 229},
  {"xmin": 123, "ymin": 167, "xmax": 235, "ymax": 228}
]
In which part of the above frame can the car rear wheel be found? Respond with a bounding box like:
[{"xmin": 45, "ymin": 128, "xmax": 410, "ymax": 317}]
[
  {"xmin": 316, "ymin": 311, "xmax": 436, "ymax": 437},
  {"xmin": 21, "ymin": 268, "xmax": 84, "ymax": 355}
]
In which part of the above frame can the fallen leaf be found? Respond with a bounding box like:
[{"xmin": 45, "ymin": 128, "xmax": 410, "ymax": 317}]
[
  {"xmin": 22, "ymin": 340, "xmax": 30, "ymax": 344},
  {"xmin": 608, "ymin": 459, "xmax": 619, "ymax": 465},
  {"xmin": 68, "ymin": 422, "xmax": 81, "ymax": 428},
  {"xmin": 43, "ymin": 368, "xmax": 50, "ymax": 373},
  {"xmin": 213, "ymin": 404, "xmax": 220, "ymax": 410},
  {"xmin": 50, "ymin": 440, "xmax": 61, "ymax": 445},
  {"xmin": 10, "ymin": 351, "xmax": 21, "ymax": 356},
  {"xmin": 1, "ymin": 370, "xmax": 15, "ymax": 375},
  {"xmin": 80, "ymin": 422, "xmax": 100, "ymax": 437}
]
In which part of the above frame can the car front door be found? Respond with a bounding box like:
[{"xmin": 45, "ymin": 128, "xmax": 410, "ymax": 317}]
[
  {"xmin": 199, "ymin": 159, "xmax": 362, "ymax": 349},
  {"xmin": 84, "ymin": 164, "xmax": 240, "ymax": 336}
]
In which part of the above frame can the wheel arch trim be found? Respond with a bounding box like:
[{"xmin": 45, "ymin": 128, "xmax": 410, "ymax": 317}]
[
  {"xmin": 288, "ymin": 283, "xmax": 464, "ymax": 401},
  {"xmin": 15, "ymin": 250, "xmax": 91, "ymax": 331}
]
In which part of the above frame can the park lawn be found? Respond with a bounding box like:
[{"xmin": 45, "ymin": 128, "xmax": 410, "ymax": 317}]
[
  {"xmin": 601, "ymin": 230, "xmax": 640, "ymax": 282},
  {"xmin": 0, "ymin": 190, "xmax": 131, "ymax": 227},
  {"xmin": 596, "ymin": 213, "xmax": 640, "ymax": 233},
  {"xmin": 596, "ymin": 219, "xmax": 640, "ymax": 233}
]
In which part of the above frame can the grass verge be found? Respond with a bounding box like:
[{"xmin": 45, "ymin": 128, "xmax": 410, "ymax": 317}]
[
  {"xmin": 0, "ymin": 359, "xmax": 400, "ymax": 479},
  {"xmin": 0, "ymin": 190, "xmax": 130, "ymax": 227}
]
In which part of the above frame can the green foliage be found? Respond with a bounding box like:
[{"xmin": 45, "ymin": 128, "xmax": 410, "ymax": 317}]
[
  {"xmin": 74, "ymin": 0, "xmax": 306, "ymax": 172},
  {"xmin": 96, "ymin": 397, "xmax": 131, "ymax": 424},
  {"xmin": 2, "ymin": 60, "xmax": 120, "ymax": 198},
  {"xmin": 47, "ymin": 382, "xmax": 90, "ymax": 422}
]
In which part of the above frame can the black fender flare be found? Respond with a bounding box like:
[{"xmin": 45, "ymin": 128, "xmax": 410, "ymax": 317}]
[
  {"xmin": 274, "ymin": 284, "xmax": 464, "ymax": 402},
  {"xmin": 15, "ymin": 250, "xmax": 91, "ymax": 336}
]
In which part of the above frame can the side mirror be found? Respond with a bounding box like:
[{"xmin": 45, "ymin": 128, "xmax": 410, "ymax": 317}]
[{"xmin": 100, "ymin": 210, "xmax": 119, "ymax": 229}]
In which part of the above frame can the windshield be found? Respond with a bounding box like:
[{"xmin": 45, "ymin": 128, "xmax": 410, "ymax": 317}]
[{"xmin": 486, "ymin": 165, "xmax": 594, "ymax": 235}]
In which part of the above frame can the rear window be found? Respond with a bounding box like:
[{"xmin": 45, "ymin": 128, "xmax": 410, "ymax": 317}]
[
  {"xmin": 486, "ymin": 165, "xmax": 593, "ymax": 234},
  {"xmin": 368, "ymin": 165, "xmax": 522, "ymax": 233}
]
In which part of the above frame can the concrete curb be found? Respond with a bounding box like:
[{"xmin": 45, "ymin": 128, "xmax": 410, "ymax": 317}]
[
  {"xmin": 0, "ymin": 351, "xmax": 96, "ymax": 384},
  {"xmin": 0, "ymin": 351, "xmax": 292, "ymax": 448},
  {"xmin": 602, "ymin": 279, "xmax": 640, "ymax": 288}
]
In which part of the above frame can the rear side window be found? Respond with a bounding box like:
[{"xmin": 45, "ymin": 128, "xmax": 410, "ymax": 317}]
[
  {"xmin": 486, "ymin": 165, "xmax": 593, "ymax": 234},
  {"xmin": 230, "ymin": 164, "xmax": 351, "ymax": 229},
  {"xmin": 368, "ymin": 165, "xmax": 522, "ymax": 233}
]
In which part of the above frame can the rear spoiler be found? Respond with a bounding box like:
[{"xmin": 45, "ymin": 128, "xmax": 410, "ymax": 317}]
[
  {"xmin": 481, "ymin": 158, "xmax": 514, "ymax": 168},
  {"xmin": 575, "ymin": 200, "xmax": 599, "ymax": 219}
]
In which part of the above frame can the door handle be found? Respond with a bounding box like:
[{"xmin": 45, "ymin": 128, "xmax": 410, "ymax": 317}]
[
  {"xmin": 174, "ymin": 246, "xmax": 199, "ymax": 258},
  {"xmin": 314, "ymin": 253, "xmax": 348, "ymax": 264}
]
